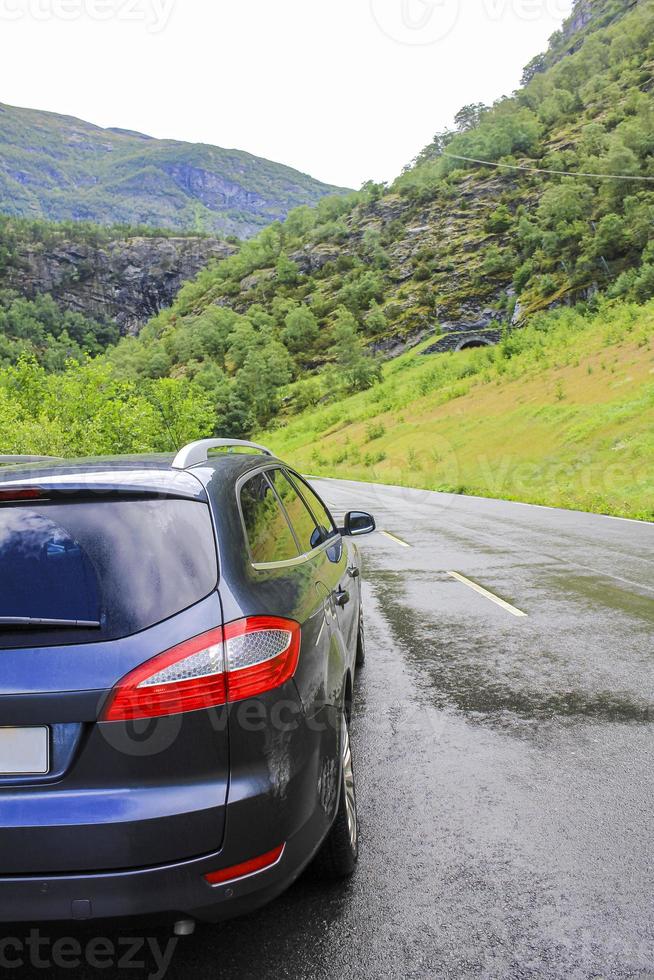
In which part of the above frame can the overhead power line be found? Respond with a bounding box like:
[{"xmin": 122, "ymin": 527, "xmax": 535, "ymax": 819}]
[{"xmin": 441, "ymin": 151, "xmax": 654, "ymax": 182}]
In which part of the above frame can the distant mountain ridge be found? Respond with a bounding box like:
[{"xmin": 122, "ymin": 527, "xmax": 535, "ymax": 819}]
[{"xmin": 0, "ymin": 103, "xmax": 347, "ymax": 238}]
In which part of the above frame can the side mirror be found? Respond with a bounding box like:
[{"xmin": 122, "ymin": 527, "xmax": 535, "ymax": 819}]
[{"xmin": 342, "ymin": 511, "xmax": 376, "ymax": 537}]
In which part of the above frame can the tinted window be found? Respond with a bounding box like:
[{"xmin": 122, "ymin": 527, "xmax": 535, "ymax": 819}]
[
  {"xmin": 287, "ymin": 473, "xmax": 338, "ymax": 542},
  {"xmin": 0, "ymin": 511, "xmax": 100, "ymax": 623},
  {"xmin": 267, "ymin": 469, "xmax": 323, "ymax": 554},
  {"xmin": 240, "ymin": 473, "xmax": 299, "ymax": 564},
  {"xmin": 0, "ymin": 498, "xmax": 218, "ymax": 647}
]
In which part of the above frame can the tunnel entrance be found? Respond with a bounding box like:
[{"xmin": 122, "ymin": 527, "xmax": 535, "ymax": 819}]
[{"xmin": 456, "ymin": 337, "xmax": 494, "ymax": 351}]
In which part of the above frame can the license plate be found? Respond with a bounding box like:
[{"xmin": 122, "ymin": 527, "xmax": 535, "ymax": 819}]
[{"xmin": 0, "ymin": 727, "xmax": 49, "ymax": 775}]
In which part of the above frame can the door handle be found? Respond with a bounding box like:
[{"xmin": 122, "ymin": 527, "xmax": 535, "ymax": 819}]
[
  {"xmin": 347, "ymin": 566, "xmax": 360, "ymax": 579},
  {"xmin": 334, "ymin": 588, "xmax": 350, "ymax": 608}
]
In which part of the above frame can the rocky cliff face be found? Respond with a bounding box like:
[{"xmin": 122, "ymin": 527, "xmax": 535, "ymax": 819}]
[
  {"xmin": 551, "ymin": 0, "xmax": 642, "ymax": 60},
  {"xmin": 565, "ymin": 0, "xmax": 603, "ymax": 35},
  {"xmin": 3, "ymin": 236, "xmax": 235, "ymax": 334}
]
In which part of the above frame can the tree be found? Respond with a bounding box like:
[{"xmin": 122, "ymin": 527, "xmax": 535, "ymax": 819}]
[
  {"xmin": 365, "ymin": 303, "xmax": 388, "ymax": 336},
  {"xmin": 332, "ymin": 308, "xmax": 382, "ymax": 393},
  {"xmin": 234, "ymin": 341, "xmax": 293, "ymax": 425},
  {"xmin": 592, "ymin": 214, "xmax": 630, "ymax": 260},
  {"xmin": 0, "ymin": 356, "xmax": 213, "ymax": 457},
  {"xmin": 282, "ymin": 305, "xmax": 319, "ymax": 353},
  {"xmin": 337, "ymin": 269, "xmax": 384, "ymax": 314},
  {"xmin": 454, "ymin": 103, "xmax": 488, "ymax": 133},
  {"xmin": 225, "ymin": 320, "xmax": 259, "ymax": 371},
  {"xmin": 275, "ymin": 253, "xmax": 300, "ymax": 285},
  {"xmin": 537, "ymin": 182, "xmax": 593, "ymax": 228},
  {"xmin": 579, "ymin": 122, "xmax": 607, "ymax": 157},
  {"xmin": 282, "ymin": 206, "xmax": 315, "ymax": 243},
  {"xmin": 521, "ymin": 53, "xmax": 546, "ymax": 86},
  {"xmin": 360, "ymin": 181, "xmax": 384, "ymax": 204},
  {"xmin": 362, "ymin": 229, "xmax": 390, "ymax": 268}
]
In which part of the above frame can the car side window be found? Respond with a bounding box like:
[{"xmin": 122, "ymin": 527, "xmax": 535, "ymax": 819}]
[
  {"xmin": 286, "ymin": 473, "xmax": 338, "ymax": 543},
  {"xmin": 267, "ymin": 469, "xmax": 323, "ymax": 554},
  {"xmin": 240, "ymin": 472, "xmax": 300, "ymax": 564}
]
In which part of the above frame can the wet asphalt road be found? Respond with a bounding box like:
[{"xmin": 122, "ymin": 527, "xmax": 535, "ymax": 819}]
[{"xmin": 12, "ymin": 482, "xmax": 654, "ymax": 979}]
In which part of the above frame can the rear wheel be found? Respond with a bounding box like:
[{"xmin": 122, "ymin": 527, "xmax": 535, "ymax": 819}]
[
  {"xmin": 355, "ymin": 615, "xmax": 366, "ymax": 668},
  {"xmin": 314, "ymin": 713, "xmax": 358, "ymax": 879}
]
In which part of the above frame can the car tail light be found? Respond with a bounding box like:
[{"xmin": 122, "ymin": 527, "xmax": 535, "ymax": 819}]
[
  {"xmin": 102, "ymin": 617, "xmax": 301, "ymax": 721},
  {"xmin": 0, "ymin": 488, "xmax": 45, "ymax": 501},
  {"xmin": 222, "ymin": 617, "xmax": 300, "ymax": 702},
  {"xmin": 204, "ymin": 844, "xmax": 285, "ymax": 886}
]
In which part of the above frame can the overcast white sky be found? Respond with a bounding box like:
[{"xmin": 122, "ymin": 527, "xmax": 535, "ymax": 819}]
[{"xmin": 0, "ymin": 0, "xmax": 574, "ymax": 188}]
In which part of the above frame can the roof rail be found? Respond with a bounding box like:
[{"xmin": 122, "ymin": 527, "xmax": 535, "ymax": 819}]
[
  {"xmin": 172, "ymin": 439, "xmax": 274, "ymax": 470},
  {"xmin": 0, "ymin": 455, "xmax": 60, "ymax": 465}
]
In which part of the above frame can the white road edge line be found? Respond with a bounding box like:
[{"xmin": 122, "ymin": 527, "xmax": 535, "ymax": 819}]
[
  {"xmin": 447, "ymin": 571, "xmax": 528, "ymax": 618},
  {"xmin": 381, "ymin": 530, "xmax": 411, "ymax": 549}
]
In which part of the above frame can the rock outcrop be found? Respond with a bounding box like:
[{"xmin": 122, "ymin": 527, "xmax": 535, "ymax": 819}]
[{"xmin": 3, "ymin": 236, "xmax": 235, "ymax": 334}]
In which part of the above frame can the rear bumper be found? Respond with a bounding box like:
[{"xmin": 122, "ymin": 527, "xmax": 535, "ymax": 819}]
[
  {"xmin": 0, "ymin": 700, "xmax": 341, "ymax": 924},
  {"xmin": 0, "ymin": 801, "xmax": 327, "ymax": 925}
]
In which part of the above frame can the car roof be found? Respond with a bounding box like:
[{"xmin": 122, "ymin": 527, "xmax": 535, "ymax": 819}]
[{"xmin": 0, "ymin": 452, "xmax": 283, "ymax": 500}]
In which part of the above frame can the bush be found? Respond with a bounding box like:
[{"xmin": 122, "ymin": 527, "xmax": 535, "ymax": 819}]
[
  {"xmin": 365, "ymin": 422, "xmax": 386, "ymax": 442},
  {"xmin": 0, "ymin": 356, "xmax": 214, "ymax": 456},
  {"xmin": 485, "ymin": 205, "xmax": 513, "ymax": 234}
]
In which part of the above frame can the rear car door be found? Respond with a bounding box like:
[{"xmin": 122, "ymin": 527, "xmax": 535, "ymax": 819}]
[
  {"xmin": 231, "ymin": 468, "xmax": 333, "ymax": 715},
  {"xmin": 286, "ymin": 472, "xmax": 360, "ymax": 658},
  {"xmin": 265, "ymin": 469, "xmax": 354, "ymax": 684}
]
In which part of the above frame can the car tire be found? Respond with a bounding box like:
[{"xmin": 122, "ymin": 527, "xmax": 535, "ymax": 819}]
[
  {"xmin": 314, "ymin": 713, "xmax": 359, "ymax": 879},
  {"xmin": 355, "ymin": 615, "xmax": 366, "ymax": 668}
]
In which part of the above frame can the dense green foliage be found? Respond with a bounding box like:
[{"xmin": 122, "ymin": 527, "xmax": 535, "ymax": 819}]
[
  {"xmin": 0, "ymin": 290, "xmax": 118, "ymax": 370},
  {"xmin": 0, "ymin": 356, "xmax": 213, "ymax": 456},
  {"xmin": 0, "ymin": 104, "xmax": 346, "ymax": 238},
  {"xmin": 522, "ymin": 0, "xmax": 641, "ymax": 82}
]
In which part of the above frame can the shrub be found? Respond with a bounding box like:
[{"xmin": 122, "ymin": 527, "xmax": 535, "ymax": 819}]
[{"xmin": 365, "ymin": 422, "xmax": 386, "ymax": 442}]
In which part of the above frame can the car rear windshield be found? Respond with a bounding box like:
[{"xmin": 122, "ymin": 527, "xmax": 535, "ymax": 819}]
[{"xmin": 0, "ymin": 497, "xmax": 218, "ymax": 647}]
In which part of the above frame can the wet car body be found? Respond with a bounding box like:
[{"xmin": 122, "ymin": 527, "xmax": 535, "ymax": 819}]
[{"xmin": 0, "ymin": 443, "xmax": 374, "ymax": 925}]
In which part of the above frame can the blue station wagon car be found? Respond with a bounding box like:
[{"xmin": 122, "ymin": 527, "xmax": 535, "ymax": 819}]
[{"xmin": 0, "ymin": 440, "xmax": 376, "ymax": 931}]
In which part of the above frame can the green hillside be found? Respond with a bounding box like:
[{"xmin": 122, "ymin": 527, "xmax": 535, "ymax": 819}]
[
  {"xmin": 262, "ymin": 299, "xmax": 654, "ymax": 521},
  {"xmin": 100, "ymin": 0, "xmax": 654, "ymax": 432},
  {"xmin": 0, "ymin": 103, "xmax": 347, "ymax": 238},
  {"xmin": 1, "ymin": 0, "xmax": 653, "ymax": 519}
]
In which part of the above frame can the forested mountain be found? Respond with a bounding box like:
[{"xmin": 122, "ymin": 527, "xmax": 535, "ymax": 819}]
[
  {"xmin": 0, "ymin": 103, "xmax": 346, "ymax": 237},
  {"xmin": 101, "ymin": 0, "xmax": 653, "ymax": 432}
]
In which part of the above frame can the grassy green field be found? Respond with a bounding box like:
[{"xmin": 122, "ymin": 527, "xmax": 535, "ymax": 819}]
[{"xmin": 262, "ymin": 300, "xmax": 654, "ymax": 521}]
